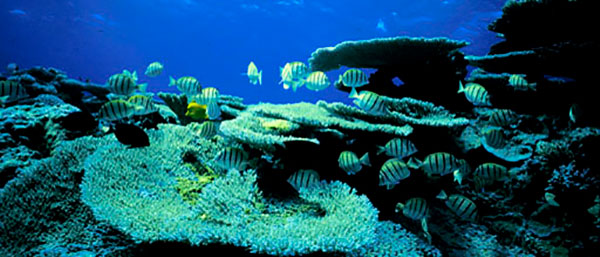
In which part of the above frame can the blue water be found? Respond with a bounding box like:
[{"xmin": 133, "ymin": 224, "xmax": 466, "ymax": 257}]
[{"xmin": 0, "ymin": 0, "xmax": 504, "ymax": 104}]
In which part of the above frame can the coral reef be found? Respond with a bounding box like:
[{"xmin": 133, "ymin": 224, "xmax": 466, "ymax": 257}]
[
  {"xmin": 0, "ymin": 136, "xmax": 132, "ymax": 256},
  {"xmin": 2, "ymin": 1, "xmax": 599, "ymax": 255},
  {"xmin": 157, "ymin": 92, "xmax": 193, "ymax": 125},
  {"xmin": 76, "ymin": 123, "xmax": 437, "ymax": 256},
  {"xmin": 320, "ymin": 97, "xmax": 469, "ymax": 128},
  {"xmin": 308, "ymin": 36, "xmax": 468, "ymax": 72},
  {"xmin": 307, "ymin": 37, "xmax": 470, "ymax": 109}
]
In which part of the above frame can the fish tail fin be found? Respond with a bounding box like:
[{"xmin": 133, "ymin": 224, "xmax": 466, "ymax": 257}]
[
  {"xmin": 457, "ymin": 81, "xmax": 465, "ymax": 94},
  {"xmin": 349, "ymin": 87, "xmax": 358, "ymax": 98},
  {"xmin": 529, "ymin": 82, "xmax": 537, "ymax": 91},
  {"xmin": 138, "ymin": 83, "xmax": 148, "ymax": 93},
  {"xmin": 395, "ymin": 202, "xmax": 405, "ymax": 213},
  {"xmin": 360, "ymin": 152, "xmax": 371, "ymax": 167},
  {"xmin": 407, "ymin": 157, "xmax": 422, "ymax": 169},
  {"xmin": 436, "ymin": 190, "xmax": 447, "ymax": 200},
  {"xmin": 169, "ymin": 76, "xmax": 176, "ymax": 87},
  {"xmin": 508, "ymin": 167, "xmax": 520, "ymax": 177},
  {"xmin": 453, "ymin": 169, "xmax": 463, "ymax": 185},
  {"xmin": 258, "ymin": 70, "xmax": 262, "ymax": 85},
  {"xmin": 376, "ymin": 145, "xmax": 386, "ymax": 155}
]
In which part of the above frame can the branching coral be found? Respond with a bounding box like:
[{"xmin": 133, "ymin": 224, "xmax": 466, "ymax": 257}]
[
  {"xmin": 308, "ymin": 36, "xmax": 468, "ymax": 71},
  {"xmin": 80, "ymin": 123, "xmax": 426, "ymax": 256}
]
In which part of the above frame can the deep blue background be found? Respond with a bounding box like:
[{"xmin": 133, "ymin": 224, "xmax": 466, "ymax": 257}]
[{"xmin": 0, "ymin": 0, "xmax": 504, "ymax": 104}]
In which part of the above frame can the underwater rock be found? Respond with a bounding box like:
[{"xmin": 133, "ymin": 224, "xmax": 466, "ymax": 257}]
[
  {"xmin": 489, "ymin": 0, "xmax": 596, "ymax": 53},
  {"xmin": 308, "ymin": 36, "xmax": 468, "ymax": 71},
  {"xmin": 466, "ymin": 41, "xmax": 598, "ymax": 81},
  {"xmin": 0, "ymin": 95, "xmax": 79, "ymax": 154},
  {"xmin": 0, "ymin": 145, "xmax": 40, "ymax": 189}
]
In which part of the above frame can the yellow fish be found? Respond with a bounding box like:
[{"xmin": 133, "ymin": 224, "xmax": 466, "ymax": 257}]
[{"xmin": 185, "ymin": 101, "xmax": 208, "ymax": 120}]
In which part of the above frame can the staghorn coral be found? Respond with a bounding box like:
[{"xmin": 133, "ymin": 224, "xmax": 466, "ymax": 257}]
[{"xmin": 308, "ymin": 36, "xmax": 468, "ymax": 71}]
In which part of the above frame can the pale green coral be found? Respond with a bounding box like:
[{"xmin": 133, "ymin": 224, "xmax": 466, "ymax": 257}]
[
  {"xmin": 220, "ymin": 112, "xmax": 317, "ymax": 151},
  {"xmin": 319, "ymin": 97, "xmax": 469, "ymax": 128},
  {"xmin": 252, "ymin": 102, "xmax": 413, "ymax": 136},
  {"xmin": 0, "ymin": 136, "xmax": 130, "ymax": 256},
  {"xmin": 80, "ymin": 123, "xmax": 418, "ymax": 256}
]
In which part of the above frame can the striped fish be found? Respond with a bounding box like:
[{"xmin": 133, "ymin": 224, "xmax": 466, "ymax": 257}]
[
  {"xmin": 474, "ymin": 163, "xmax": 509, "ymax": 182},
  {"xmin": 196, "ymin": 121, "xmax": 218, "ymax": 138},
  {"xmin": 206, "ymin": 101, "xmax": 221, "ymax": 120},
  {"xmin": 107, "ymin": 73, "xmax": 147, "ymax": 95},
  {"xmin": 458, "ymin": 81, "xmax": 491, "ymax": 107},
  {"xmin": 508, "ymin": 74, "xmax": 535, "ymax": 91},
  {"xmin": 195, "ymin": 87, "xmax": 220, "ymax": 105},
  {"xmin": 351, "ymin": 90, "xmax": 388, "ymax": 114},
  {"xmin": 414, "ymin": 152, "xmax": 463, "ymax": 177},
  {"xmin": 0, "ymin": 80, "xmax": 28, "ymax": 103},
  {"xmin": 437, "ymin": 190, "xmax": 478, "ymax": 221},
  {"xmin": 482, "ymin": 128, "xmax": 506, "ymax": 148},
  {"xmin": 144, "ymin": 62, "xmax": 163, "ymax": 77},
  {"xmin": 169, "ymin": 76, "xmax": 202, "ymax": 95},
  {"xmin": 98, "ymin": 100, "xmax": 140, "ymax": 121},
  {"xmin": 396, "ymin": 197, "xmax": 428, "ymax": 220},
  {"xmin": 379, "ymin": 158, "xmax": 411, "ymax": 189},
  {"xmin": 339, "ymin": 69, "xmax": 368, "ymax": 97},
  {"xmin": 377, "ymin": 138, "xmax": 418, "ymax": 159},
  {"xmin": 244, "ymin": 61, "xmax": 262, "ymax": 85},
  {"xmin": 287, "ymin": 169, "xmax": 320, "ymax": 192},
  {"xmin": 122, "ymin": 69, "xmax": 138, "ymax": 82},
  {"xmin": 489, "ymin": 109, "xmax": 518, "ymax": 127},
  {"xmin": 213, "ymin": 147, "xmax": 249, "ymax": 171},
  {"xmin": 338, "ymin": 151, "xmax": 370, "ymax": 175},
  {"xmin": 128, "ymin": 95, "xmax": 158, "ymax": 115},
  {"xmin": 280, "ymin": 61, "xmax": 308, "ymax": 92},
  {"xmin": 304, "ymin": 71, "xmax": 330, "ymax": 91}
]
